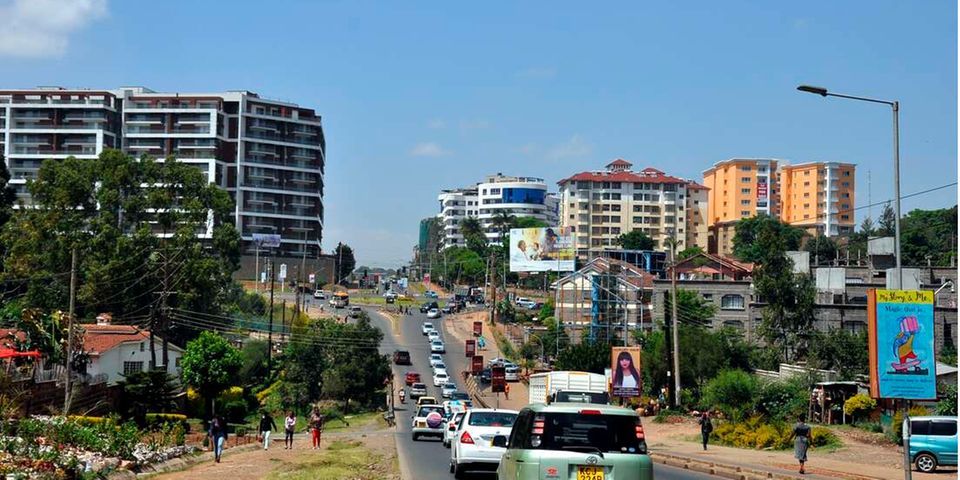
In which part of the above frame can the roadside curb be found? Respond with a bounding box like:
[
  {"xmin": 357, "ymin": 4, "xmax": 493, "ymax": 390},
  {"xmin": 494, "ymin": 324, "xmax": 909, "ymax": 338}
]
[{"xmin": 649, "ymin": 451, "xmax": 885, "ymax": 480}]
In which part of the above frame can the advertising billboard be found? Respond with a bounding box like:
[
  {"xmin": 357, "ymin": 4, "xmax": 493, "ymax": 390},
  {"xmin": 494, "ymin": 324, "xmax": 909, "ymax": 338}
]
[
  {"xmin": 491, "ymin": 366, "xmax": 506, "ymax": 393},
  {"xmin": 610, "ymin": 346, "xmax": 642, "ymax": 397},
  {"xmin": 252, "ymin": 233, "xmax": 281, "ymax": 248},
  {"xmin": 471, "ymin": 355, "xmax": 484, "ymax": 375},
  {"xmin": 509, "ymin": 227, "xmax": 575, "ymax": 272},
  {"xmin": 868, "ymin": 289, "xmax": 937, "ymax": 400},
  {"xmin": 473, "ymin": 321, "xmax": 483, "ymax": 337},
  {"xmin": 465, "ymin": 340, "xmax": 476, "ymax": 357}
]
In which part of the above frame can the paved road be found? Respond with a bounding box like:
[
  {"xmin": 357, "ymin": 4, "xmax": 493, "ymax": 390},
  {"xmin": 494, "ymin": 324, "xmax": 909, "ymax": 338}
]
[{"xmin": 365, "ymin": 306, "xmax": 718, "ymax": 480}]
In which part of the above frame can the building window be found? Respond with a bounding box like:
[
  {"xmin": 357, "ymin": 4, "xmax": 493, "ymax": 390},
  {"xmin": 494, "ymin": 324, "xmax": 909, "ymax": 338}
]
[
  {"xmin": 841, "ymin": 215, "xmax": 850, "ymax": 220},
  {"xmin": 842, "ymin": 182, "xmax": 850, "ymax": 187},
  {"xmin": 843, "ymin": 171, "xmax": 851, "ymax": 176},
  {"xmin": 140, "ymin": 342, "xmax": 144, "ymax": 352},
  {"xmin": 842, "ymin": 321, "xmax": 867, "ymax": 335},
  {"xmin": 741, "ymin": 177, "xmax": 751, "ymax": 183},
  {"xmin": 702, "ymin": 293, "xmax": 713, "ymax": 301},
  {"xmin": 740, "ymin": 188, "xmax": 751, "ymax": 194},
  {"xmin": 123, "ymin": 361, "xmax": 144, "ymax": 376},
  {"xmin": 741, "ymin": 210, "xmax": 750, "ymax": 216},
  {"xmin": 740, "ymin": 200, "xmax": 750, "ymax": 205},
  {"xmin": 721, "ymin": 294, "xmax": 745, "ymax": 310},
  {"xmin": 740, "ymin": 165, "xmax": 751, "ymax": 171}
]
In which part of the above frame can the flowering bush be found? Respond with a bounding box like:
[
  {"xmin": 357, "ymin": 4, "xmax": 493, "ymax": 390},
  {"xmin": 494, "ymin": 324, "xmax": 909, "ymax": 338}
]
[
  {"xmin": 711, "ymin": 416, "xmax": 840, "ymax": 450},
  {"xmin": 842, "ymin": 394, "xmax": 877, "ymax": 423}
]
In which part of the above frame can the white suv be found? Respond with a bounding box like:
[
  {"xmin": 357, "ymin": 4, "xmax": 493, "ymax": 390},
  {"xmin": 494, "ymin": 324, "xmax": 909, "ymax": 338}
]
[
  {"xmin": 450, "ymin": 408, "xmax": 518, "ymax": 478},
  {"xmin": 429, "ymin": 354, "xmax": 444, "ymax": 367}
]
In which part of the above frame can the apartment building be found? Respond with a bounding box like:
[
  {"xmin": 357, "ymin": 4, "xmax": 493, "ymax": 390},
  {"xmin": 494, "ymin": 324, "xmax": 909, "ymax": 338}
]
[
  {"xmin": 437, "ymin": 173, "xmax": 559, "ymax": 249},
  {"xmin": 0, "ymin": 87, "xmax": 325, "ymax": 258},
  {"xmin": 685, "ymin": 181, "xmax": 709, "ymax": 251},
  {"xmin": 557, "ymin": 159, "xmax": 703, "ymax": 255},
  {"xmin": 778, "ymin": 162, "xmax": 856, "ymax": 236},
  {"xmin": 702, "ymin": 158, "xmax": 781, "ymax": 256}
]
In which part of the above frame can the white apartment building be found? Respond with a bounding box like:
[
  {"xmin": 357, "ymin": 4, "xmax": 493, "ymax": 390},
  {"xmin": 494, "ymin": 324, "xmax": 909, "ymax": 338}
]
[
  {"xmin": 558, "ymin": 159, "xmax": 706, "ymax": 255},
  {"xmin": 437, "ymin": 173, "xmax": 559, "ymax": 249},
  {"xmin": 0, "ymin": 87, "xmax": 325, "ymax": 258}
]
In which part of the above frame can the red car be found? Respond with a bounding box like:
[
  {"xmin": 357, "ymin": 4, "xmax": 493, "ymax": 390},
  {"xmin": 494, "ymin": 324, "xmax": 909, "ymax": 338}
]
[{"xmin": 405, "ymin": 372, "xmax": 421, "ymax": 386}]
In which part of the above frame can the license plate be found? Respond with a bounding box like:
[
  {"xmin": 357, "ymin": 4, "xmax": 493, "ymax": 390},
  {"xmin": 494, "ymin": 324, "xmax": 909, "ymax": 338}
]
[{"xmin": 577, "ymin": 466, "xmax": 604, "ymax": 480}]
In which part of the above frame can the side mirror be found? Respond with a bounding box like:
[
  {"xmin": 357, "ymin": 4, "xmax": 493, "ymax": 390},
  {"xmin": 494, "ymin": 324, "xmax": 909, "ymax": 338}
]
[{"xmin": 492, "ymin": 435, "xmax": 508, "ymax": 448}]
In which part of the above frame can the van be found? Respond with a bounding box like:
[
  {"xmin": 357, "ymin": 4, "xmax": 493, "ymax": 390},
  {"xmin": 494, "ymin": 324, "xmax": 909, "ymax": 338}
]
[
  {"xmin": 514, "ymin": 297, "xmax": 530, "ymax": 306},
  {"xmin": 909, "ymin": 416, "xmax": 958, "ymax": 472},
  {"xmin": 504, "ymin": 365, "xmax": 520, "ymax": 382}
]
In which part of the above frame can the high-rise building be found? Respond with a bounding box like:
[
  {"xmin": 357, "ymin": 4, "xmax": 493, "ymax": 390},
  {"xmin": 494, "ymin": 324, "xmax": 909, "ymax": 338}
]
[
  {"xmin": 437, "ymin": 173, "xmax": 558, "ymax": 249},
  {"xmin": 703, "ymin": 158, "xmax": 856, "ymax": 256},
  {"xmin": 702, "ymin": 158, "xmax": 780, "ymax": 256},
  {"xmin": 778, "ymin": 162, "xmax": 856, "ymax": 237},
  {"xmin": 685, "ymin": 180, "xmax": 709, "ymax": 251},
  {"xmin": 0, "ymin": 86, "xmax": 325, "ymax": 258},
  {"xmin": 557, "ymin": 159, "xmax": 705, "ymax": 255}
]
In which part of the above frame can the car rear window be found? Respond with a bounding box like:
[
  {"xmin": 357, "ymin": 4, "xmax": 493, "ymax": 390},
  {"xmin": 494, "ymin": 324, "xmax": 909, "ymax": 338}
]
[
  {"xmin": 412, "ymin": 383, "xmax": 425, "ymax": 389},
  {"xmin": 418, "ymin": 406, "xmax": 444, "ymax": 417},
  {"xmin": 522, "ymin": 412, "xmax": 644, "ymax": 454},
  {"xmin": 930, "ymin": 420, "xmax": 957, "ymax": 436},
  {"xmin": 469, "ymin": 412, "xmax": 517, "ymax": 427}
]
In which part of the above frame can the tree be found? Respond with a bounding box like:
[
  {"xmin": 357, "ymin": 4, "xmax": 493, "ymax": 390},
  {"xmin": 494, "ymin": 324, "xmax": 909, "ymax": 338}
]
[
  {"xmin": 702, "ymin": 369, "xmax": 758, "ymax": 420},
  {"xmin": 180, "ymin": 331, "xmax": 242, "ymax": 415},
  {"xmin": 677, "ymin": 246, "xmax": 704, "ymax": 260},
  {"xmin": 460, "ymin": 217, "xmax": 488, "ymax": 256},
  {"xmin": 665, "ymin": 289, "xmax": 717, "ymax": 327},
  {"xmin": 732, "ymin": 215, "xmax": 804, "ymax": 263},
  {"xmin": 900, "ymin": 206, "xmax": 958, "ymax": 266},
  {"xmin": 117, "ymin": 370, "xmax": 179, "ymax": 424},
  {"xmin": 804, "ymin": 235, "xmax": 839, "ymax": 265},
  {"xmin": 877, "ymin": 203, "xmax": 896, "ymax": 236},
  {"xmin": 808, "ymin": 329, "xmax": 869, "ymax": 380},
  {"xmin": 554, "ymin": 339, "xmax": 611, "ymax": 374},
  {"xmin": 753, "ymin": 220, "xmax": 816, "ymax": 363},
  {"xmin": 0, "ymin": 155, "xmax": 17, "ymax": 230},
  {"xmin": 616, "ymin": 230, "xmax": 655, "ymax": 251},
  {"xmin": 333, "ymin": 242, "xmax": 356, "ymax": 284}
]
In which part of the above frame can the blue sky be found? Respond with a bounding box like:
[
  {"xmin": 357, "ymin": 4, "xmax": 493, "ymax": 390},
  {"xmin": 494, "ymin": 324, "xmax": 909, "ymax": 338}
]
[{"xmin": 0, "ymin": 0, "xmax": 955, "ymax": 266}]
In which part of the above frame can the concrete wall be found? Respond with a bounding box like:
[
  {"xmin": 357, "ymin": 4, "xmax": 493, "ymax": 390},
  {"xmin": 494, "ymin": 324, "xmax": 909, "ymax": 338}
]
[
  {"xmin": 235, "ymin": 254, "xmax": 336, "ymax": 286},
  {"xmin": 652, "ymin": 279, "xmax": 759, "ymax": 339}
]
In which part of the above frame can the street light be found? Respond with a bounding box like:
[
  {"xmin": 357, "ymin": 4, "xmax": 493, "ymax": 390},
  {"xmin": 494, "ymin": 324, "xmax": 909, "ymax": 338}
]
[{"xmin": 796, "ymin": 85, "xmax": 902, "ymax": 289}]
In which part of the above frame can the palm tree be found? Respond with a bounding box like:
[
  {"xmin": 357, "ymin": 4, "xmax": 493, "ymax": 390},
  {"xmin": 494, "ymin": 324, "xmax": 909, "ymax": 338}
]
[
  {"xmin": 460, "ymin": 217, "xmax": 487, "ymax": 254},
  {"xmin": 491, "ymin": 211, "xmax": 515, "ymax": 250}
]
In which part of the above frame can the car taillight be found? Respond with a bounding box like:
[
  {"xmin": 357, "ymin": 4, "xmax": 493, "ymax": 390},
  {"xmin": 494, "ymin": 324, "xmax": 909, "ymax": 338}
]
[
  {"xmin": 635, "ymin": 420, "xmax": 645, "ymax": 440},
  {"xmin": 579, "ymin": 409, "xmax": 602, "ymax": 415},
  {"xmin": 532, "ymin": 415, "xmax": 545, "ymax": 435},
  {"xmin": 460, "ymin": 431, "xmax": 474, "ymax": 444},
  {"xmin": 448, "ymin": 422, "xmax": 456, "ymax": 430}
]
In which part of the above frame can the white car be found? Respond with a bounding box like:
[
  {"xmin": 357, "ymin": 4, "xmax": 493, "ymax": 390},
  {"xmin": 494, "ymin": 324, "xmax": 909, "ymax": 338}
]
[
  {"xmin": 421, "ymin": 322, "xmax": 435, "ymax": 335},
  {"xmin": 450, "ymin": 408, "xmax": 519, "ymax": 477},
  {"xmin": 429, "ymin": 354, "xmax": 444, "ymax": 368},
  {"xmin": 427, "ymin": 308, "xmax": 441, "ymax": 319},
  {"xmin": 433, "ymin": 371, "xmax": 449, "ymax": 387},
  {"xmin": 505, "ymin": 365, "xmax": 520, "ymax": 382},
  {"xmin": 411, "ymin": 404, "xmax": 446, "ymax": 441},
  {"xmin": 441, "ymin": 382, "xmax": 458, "ymax": 399},
  {"xmin": 431, "ymin": 340, "xmax": 445, "ymax": 354},
  {"xmin": 313, "ymin": 290, "xmax": 326, "ymax": 299},
  {"xmin": 442, "ymin": 411, "xmax": 467, "ymax": 448},
  {"xmin": 433, "ymin": 363, "xmax": 447, "ymax": 376},
  {"xmin": 427, "ymin": 330, "xmax": 441, "ymax": 342}
]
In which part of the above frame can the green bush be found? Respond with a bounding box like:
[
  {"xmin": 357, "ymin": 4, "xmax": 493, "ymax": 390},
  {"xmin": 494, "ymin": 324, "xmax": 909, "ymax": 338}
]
[
  {"xmin": 711, "ymin": 417, "xmax": 839, "ymax": 450},
  {"xmin": 937, "ymin": 383, "xmax": 957, "ymax": 416},
  {"xmin": 843, "ymin": 394, "xmax": 877, "ymax": 423},
  {"xmin": 221, "ymin": 400, "xmax": 250, "ymax": 424},
  {"xmin": 145, "ymin": 413, "xmax": 190, "ymax": 432},
  {"xmin": 702, "ymin": 369, "xmax": 757, "ymax": 420},
  {"xmin": 890, "ymin": 405, "xmax": 930, "ymax": 443},
  {"xmin": 754, "ymin": 379, "xmax": 806, "ymax": 421}
]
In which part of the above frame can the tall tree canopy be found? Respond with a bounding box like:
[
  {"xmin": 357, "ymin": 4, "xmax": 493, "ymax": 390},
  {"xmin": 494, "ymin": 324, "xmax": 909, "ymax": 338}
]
[
  {"xmin": 616, "ymin": 230, "xmax": 655, "ymax": 251},
  {"xmin": 732, "ymin": 215, "xmax": 804, "ymax": 263},
  {"xmin": 900, "ymin": 206, "xmax": 957, "ymax": 266},
  {"xmin": 333, "ymin": 242, "xmax": 356, "ymax": 284}
]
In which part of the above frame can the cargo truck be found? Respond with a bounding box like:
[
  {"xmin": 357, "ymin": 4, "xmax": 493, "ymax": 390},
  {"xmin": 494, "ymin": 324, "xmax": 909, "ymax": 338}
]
[{"xmin": 528, "ymin": 371, "xmax": 609, "ymax": 405}]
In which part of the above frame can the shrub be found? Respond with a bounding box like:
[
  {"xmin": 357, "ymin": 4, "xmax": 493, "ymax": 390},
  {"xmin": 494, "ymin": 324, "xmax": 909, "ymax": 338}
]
[
  {"xmin": 891, "ymin": 405, "xmax": 930, "ymax": 442},
  {"xmin": 936, "ymin": 383, "xmax": 957, "ymax": 416},
  {"xmin": 754, "ymin": 379, "xmax": 806, "ymax": 421},
  {"xmin": 810, "ymin": 426, "xmax": 839, "ymax": 448},
  {"xmin": 702, "ymin": 369, "xmax": 757, "ymax": 420},
  {"xmin": 711, "ymin": 417, "xmax": 839, "ymax": 450},
  {"xmin": 145, "ymin": 413, "xmax": 189, "ymax": 432},
  {"xmin": 220, "ymin": 400, "xmax": 249, "ymax": 424},
  {"xmin": 218, "ymin": 386, "xmax": 244, "ymax": 403},
  {"xmin": 843, "ymin": 394, "xmax": 877, "ymax": 423},
  {"xmin": 68, "ymin": 415, "xmax": 108, "ymax": 427}
]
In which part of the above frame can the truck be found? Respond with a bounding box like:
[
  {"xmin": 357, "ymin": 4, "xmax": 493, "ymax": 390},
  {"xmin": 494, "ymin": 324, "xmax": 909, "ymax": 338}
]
[{"xmin": 528, "ymin": 371, "xmax": 609, "ymax": 405}]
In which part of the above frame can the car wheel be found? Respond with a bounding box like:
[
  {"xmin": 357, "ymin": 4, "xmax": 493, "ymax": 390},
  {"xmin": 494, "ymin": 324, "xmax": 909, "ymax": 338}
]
[
  {"xmin": 453, "ymin": 462, "xmax": 467, "ymax": 479},
  {"xmin": 915, "ymin": 453, "xmax": 938, "ymax": 473},
  {"xmin": 449, "ymin": 461, "xmax": 455, "ymax": 473}
]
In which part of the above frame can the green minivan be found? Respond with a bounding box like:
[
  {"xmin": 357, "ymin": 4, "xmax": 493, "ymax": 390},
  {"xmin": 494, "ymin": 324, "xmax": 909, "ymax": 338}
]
[{"xmin": 493, "ymin": 403, "xmax": 652, "ymax": 480}]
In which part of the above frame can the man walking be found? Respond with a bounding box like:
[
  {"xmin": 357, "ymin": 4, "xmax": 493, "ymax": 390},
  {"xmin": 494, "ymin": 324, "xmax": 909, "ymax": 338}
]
[
  {"xmin": 259, "ymin": 411, "xmax": 277, "ymax": 450},
  {"xmin": 209, "ymin": 416, "xmax": 228, "ymax": 463},
  {"xmin": 698, "ymin": 411, "xmax": 713, "ymax": 451}
]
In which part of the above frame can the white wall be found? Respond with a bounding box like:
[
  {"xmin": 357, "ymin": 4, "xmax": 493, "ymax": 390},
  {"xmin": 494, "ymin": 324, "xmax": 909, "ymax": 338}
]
[{"xmin": 89, "ymin": 338, "xmax": 182, "ymax": 385}]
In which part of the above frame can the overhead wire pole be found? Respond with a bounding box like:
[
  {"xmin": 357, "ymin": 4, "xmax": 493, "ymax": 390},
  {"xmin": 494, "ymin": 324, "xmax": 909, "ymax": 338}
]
[
  {"xmin": 267, "ymin": 256, "xmax": 276, "ymax": 371},
  {"xmin": 669, "ymin": 237, "xmax": 681, "ymax": 408},
  {"xmin": 63, "ymin": 247, "xmax": 78, "ymax": 415}
]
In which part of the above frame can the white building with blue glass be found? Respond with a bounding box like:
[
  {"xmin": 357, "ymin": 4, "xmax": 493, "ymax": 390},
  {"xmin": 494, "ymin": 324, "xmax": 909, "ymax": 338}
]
[{"xmin": 437, "ymin": 173, "xmax": 559, "ymax": 249}]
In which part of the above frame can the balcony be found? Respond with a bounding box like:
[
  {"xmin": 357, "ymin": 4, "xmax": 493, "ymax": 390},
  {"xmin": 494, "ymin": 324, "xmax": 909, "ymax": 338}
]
[{"xmin": 12, "ymin": 146, "xmax": 97, "ymax": 155}]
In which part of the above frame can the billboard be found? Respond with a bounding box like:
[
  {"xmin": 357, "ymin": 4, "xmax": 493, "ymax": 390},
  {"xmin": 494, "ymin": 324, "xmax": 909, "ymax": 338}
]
[
  {"xmin": 509, "ymin": 227, "xmax": 575, "ymax": 272},
  {"xmin": 471, "ymin": 355, "xmax": 484, "ymax": 375},
  {"xmin": 252, "ymin": 233, "xmax": 281, "ymax": 248},
  {"xmin": 473, "ymin": 321, "xmax": 483, "ymax": 337},
  {"xmin": 610, "ymin": 346, "xmax": 642, "ymax": 397},
  {"xmin": 868, "ymin": 289, "xmax": 937, "ymax": 400},
  {"xmin": 491, "ymin": 366, "xmax": 506, "ymax": 393},
  {"xmin": 465, "ymin": 340, "xmax": 476, "ymax": 357}
]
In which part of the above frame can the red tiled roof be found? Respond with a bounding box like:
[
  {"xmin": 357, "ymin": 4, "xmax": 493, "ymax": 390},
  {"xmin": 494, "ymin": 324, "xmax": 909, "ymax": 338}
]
[
  {"xmin": 607, "ymin": 159, "xmax": 633, "ymax": 167},
  {"xmin": 82, "ymin": 324, "xmax": 150, "ymax": 355},
  {"xmin": 685, "ymin": 180, "xmax": 709, "ymax": 191},
  {"xmin": 558, "ymin": 169, "xmax": 688, "ymax": 185}
]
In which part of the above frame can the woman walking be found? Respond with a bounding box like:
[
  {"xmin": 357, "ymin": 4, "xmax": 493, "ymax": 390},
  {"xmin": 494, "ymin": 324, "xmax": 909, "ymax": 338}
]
[
  {"xmin": 793, "ymin": 414, "xmax": 811, "ymax": 474},
  {"xmin": 309, "ymin": 407, "xmax": 325, "ymax": 449},
  {"xmin": 208, "ymin": 416, "xmax": 228, "ymax": 463},
  {"xmin": 284, "ymin": 411, "xmax": 297, "ymax": 449},
  {"xmin": 259, "ymin": 411, "xmax": 277, "ymax": 450},
  {"xmin": 698, "ymin": 411, "xmax": 713, "ymax": 451}
]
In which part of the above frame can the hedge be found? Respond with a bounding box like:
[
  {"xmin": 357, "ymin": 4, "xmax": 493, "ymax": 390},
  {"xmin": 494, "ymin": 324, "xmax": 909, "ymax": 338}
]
[{"xmin": 711, "ymin": 416, "xmax": 839, "ymax": 450}]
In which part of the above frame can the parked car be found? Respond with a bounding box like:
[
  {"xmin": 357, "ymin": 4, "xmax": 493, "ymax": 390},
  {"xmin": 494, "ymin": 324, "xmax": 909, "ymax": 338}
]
[
  {"xmin": 405, "ymin": 372, "xmax": 422, "ymax": 386},
  {"xmin": 441, "ymin": 382, "xmax": 458, "ymax": 399},
  {"xmin": 505, "ymin": 365, "xmax": 520, "ymax": 382},
  {"xmin": 420, "ymin": 301, "xmax": 440, "ymax": 313},
  {"xmin": 443, "ymin": 411, "xmax": 467, "ymax": 448},
  {"xmin": 408, "ymin": 382, "xmax": 427, "ymax": 399},
  {"xmin": 450, "ymin": 408, "xmax": 519, "ymax": 478},
  {"xmin": 429, "ymin": 353, "xmax": 444, "ymax": 368},
  {"xmin": 909, "ymin": 416, "xmax": 958, "ymax": 472},
  {"xmin": 411, "ymin": 404, "xmax": 446, "ymax": 441},
  {"xmin": 431, "ymin": 340, "xmax": 446, "ymax": 354},
  {"xmin": 494, "ymin": 403, "xmax": 651, "ymax": 480},
  {"xmin": 514, "ymin": 297, "xmax": 530, "ymax": 306},
  {"xmin": 433, "ymin": 371, "xmax": 450, "ymax": 387},
  {"xmin": 393, "ymin": 350, "xmax": 411, "ymax": 365},
  {"xmin": 427, "ymin": 308, "xmax": 441, "ymax": 319},
  {"xmin": 421, "ymin": 322, "xmax": 435, "ymax": 335}
]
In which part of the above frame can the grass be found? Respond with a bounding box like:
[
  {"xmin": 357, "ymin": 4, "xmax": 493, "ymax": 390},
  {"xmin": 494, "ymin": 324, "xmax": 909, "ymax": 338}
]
[{"xmin": 265, "ymin": 439, "xmax": 389, "ymax": 480}]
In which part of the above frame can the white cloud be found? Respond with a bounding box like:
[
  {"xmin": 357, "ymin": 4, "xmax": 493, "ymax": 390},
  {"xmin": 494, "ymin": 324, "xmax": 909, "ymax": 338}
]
[
  {"xmin": 546, "ymin": 134, "xmax": 592, "ymax": 161},
  {"xmin": 427, "ymin": 118, "xmax": 447, "ymax": 129},
  {"xmin": 0, "ymin": 0, "xmax": 107, "ymax": 58},
  {"xmin": 409, "ymin": 142, "xmax": 451, "ymax": 157},
  {"xmin": 516, "ymin": 66, "xmax": 557, "ymax": 79}
]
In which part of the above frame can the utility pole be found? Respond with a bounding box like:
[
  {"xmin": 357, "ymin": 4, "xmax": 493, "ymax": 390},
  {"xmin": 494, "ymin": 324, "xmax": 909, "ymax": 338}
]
[
  {"xmin": 268, "ymin": 257, "xmax": 276, "ymax": 371},
  {"xmin": 299, "ymin": 231, "xmax": 308, "ymax": 314},
  {"xmin": 281, "ymin": 300, "xmax": 286, "ymax": 344},
  {"xmin": 63, "ymin": 247, "xmax": 77, "ymax": 415},
  {"xmin": 670, "ymin": 239, "xmax": 681, "ymax": 408}
]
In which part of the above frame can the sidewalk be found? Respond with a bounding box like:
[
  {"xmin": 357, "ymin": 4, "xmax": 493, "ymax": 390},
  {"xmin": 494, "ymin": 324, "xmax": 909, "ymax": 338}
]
[
  {"xmin": 443, "ymin": 311, "xmax": 528, "ymax": 411},
  {"xmin": 643, "ymin": 418, "xmax": 951, "ymax": 480}
]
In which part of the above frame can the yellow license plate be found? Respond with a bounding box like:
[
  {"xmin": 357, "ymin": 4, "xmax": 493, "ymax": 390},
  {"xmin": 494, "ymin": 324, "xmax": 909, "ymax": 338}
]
[{"xmin": 577, "ymin": 466, "xmax": 604, "ymax": 480}]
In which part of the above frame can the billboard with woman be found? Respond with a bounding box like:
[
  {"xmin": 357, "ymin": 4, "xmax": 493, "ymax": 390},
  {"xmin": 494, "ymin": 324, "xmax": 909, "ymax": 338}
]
[
  {"xmin": 611, "ymin": 346, "xmax": 642, "ymax": 397},
  {"xmin": 508, "ymin": 227, "xmax": 575, "ymax": 272}
]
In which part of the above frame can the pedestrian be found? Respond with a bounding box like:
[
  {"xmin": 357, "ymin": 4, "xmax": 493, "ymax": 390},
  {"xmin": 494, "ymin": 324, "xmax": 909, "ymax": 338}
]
[
  {"xmin": 259, "ymin": 410, "xmax": 277, "ymax": 450},
  {"xmin": 504, "ymin": 382, "xmax": 510, "ymax": 400},
  {"xmin": 698, "ymin": 411, "xmax": 713, "ymax": 450},
  {"xmin": 309, "ymin": 407, "xmax": 325, "ymax": 449},
  {"xmin": 208, "ymin": 416, "xmax": 228, "ymax": 463},
  {"xmin": 793, "ymin": 414, "xmax": 811, "ymax": 474},
  {"xmin": 284, "ymin": 411, "xmax": 297, "ymax": 449}
]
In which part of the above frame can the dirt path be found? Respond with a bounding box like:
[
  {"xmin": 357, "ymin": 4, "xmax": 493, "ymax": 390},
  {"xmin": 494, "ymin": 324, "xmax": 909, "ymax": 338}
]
[{"xmin": 152, "ymin": 425, "xmax": 399, "ymax": 480}]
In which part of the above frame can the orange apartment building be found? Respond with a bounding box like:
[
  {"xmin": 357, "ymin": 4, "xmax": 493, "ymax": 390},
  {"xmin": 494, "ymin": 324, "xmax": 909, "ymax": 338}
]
[{"xmin": 703, "ymin": 159, "xmax": 856, "ymax": 256}]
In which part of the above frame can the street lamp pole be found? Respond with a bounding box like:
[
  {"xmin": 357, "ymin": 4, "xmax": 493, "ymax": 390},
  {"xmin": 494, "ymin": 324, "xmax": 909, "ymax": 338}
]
[{"xmin": 796, "ymin": 85, "xmax": 902, "ymax": 289}]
